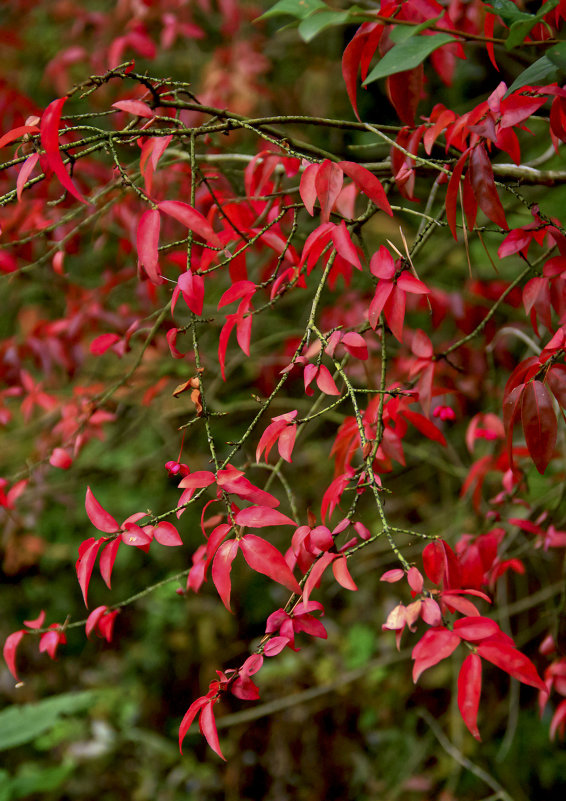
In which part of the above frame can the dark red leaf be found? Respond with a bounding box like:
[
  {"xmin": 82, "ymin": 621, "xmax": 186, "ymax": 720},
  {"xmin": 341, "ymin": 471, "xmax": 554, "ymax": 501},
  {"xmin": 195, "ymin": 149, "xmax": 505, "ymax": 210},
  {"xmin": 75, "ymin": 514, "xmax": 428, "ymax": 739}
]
[
  {"xmin": 476, "ymin": 641, "xmax": 547, "ymax": 691},
  {"xmin": 469, "ymin": 144, "xmax": 508, "ymax": 230},
  {"xmin": 338, "ymin": 161, "xmax": 393, "ymax": 216},
  {"xmin": 137, "ymin": 208, "xmax": 162, "ymax": 285},
  {"xmin": 412, "ymin": 627, "xmax": 460, "ymax": 682},
  {"xmin": 521, "ymin": 380, "xmax": 557, "ymax": 474}
]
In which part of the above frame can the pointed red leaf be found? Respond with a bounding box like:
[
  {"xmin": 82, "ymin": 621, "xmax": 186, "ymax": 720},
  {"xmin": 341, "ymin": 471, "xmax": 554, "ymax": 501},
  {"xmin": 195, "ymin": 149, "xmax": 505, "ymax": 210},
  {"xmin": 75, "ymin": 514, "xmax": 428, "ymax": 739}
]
[
  {"xmin": 315, "ymin": 160, "xmax": 343, "ymax": 223},
  {"xmin": 154, "ymin": 521, "xmax": 183, "ymax": 546},
  {"xmin": 179, "ymin": 696, "xmax": 209, "ymax": 753},
  {"xmin": 412, "ymin": 627, "xmax": 460, "ymax": 682},
  {"xmin": 341, "ymin": 332, "xmax": 368, "ymax": 360},
  {"xmin": 547, "ymin": 366, "xmax": 566, "ymax": 409},
  {"xmin": 446, "ymin": 150, "xmax": 470, "ymax": 240},
  {"xmin": 299, "ymin": 162, "xmax": 319, "ymax": 216},
  {"xmin": 137, "ymin": 208, "xmax": 163, "ymax": 285},
  {"xmin": 86, "ymin": 605, "xmax": 108, "ymax": 639},
  {"xmin": 158, "ymin": 200, "xmax": 222, "ymax": 247},
  {"xmin": 332, "ymin": 556, "xmax": 358, "ymax": 591},
  {"xmin": 453, "ymin": 616, "xmax": 500, "ymax": 642},
  {"xmin": 338, "ymin": 161, "xmax": 392, "ymax": 216},
  {"xmin": 235, "ymin": 506, "xmax": 296, "ymax": 528},
  {"xmin": 23, "ymin": 611, "xmax": 46, "ymax": 630},
  {"xmin": 218, "ymin": 280, "xmax": 255, "ymax": 309},
  {"xmin": 212, "ymin": 539, "xmax": 239, "ymax": 611},
  {"xmin": 476, "ymin": 641, "xmax": 547, "ymax": 691},
  {"xmin": 368, "ymin": 280, "xmax": 394, "ymax": 330},
  {"xmin": 99, "ymin": 538, "xmax": 121, "ymax": 588},
  {"xmin": 332, "ymin": 221, "xmax": 361, "ymax": 269},
  {"xmin": 40, "ymin": 97, "xmax": 87, "ymax": 204},
  {"xmin": 0, "ymin": 123, "xmax": 40, "ymax": 151},
  {"xmin": 521, "ymin": 380, "xmax": 557, "ymax": 474},
  {"xmin": 240, "ymin": 534, "xmax": 301, "ymax": 594},
  {"xmin": 303, "ymin": 551, "xmax": 337, "ymax": 606},
  {"xmin": 85, "ymin": 487, "xmax": 119, "ymax": 533},
  {"xmin": 177, "ymin": 270, "xmax": 204, "ymax": 316},
  {"xmin": 316, "ymin": 365, "xmax": 341, "ymax": 396},
  {"xmin": 17, "ymin": 153, "xmax": 39, "ymax": 202},
  {"xmin": 199, "ymin": 699, "xmax": 225, "ymax": 760},
  {"xmin": 469, "ymin": 144, "xmax": 508, "ymax": 230},
  {"xmin": 77, "ymin": 538, "xmax": 102, "ymax": 607},
  {"xmin": 112, "ymin": 99, "xmax": 154, "ymax": 117},
  {"xmin": 458, "ymin": 653, "xmax": 482, "ymax": 740},
  {"xmin": 3, "ymin": 630, "xmax": 25, "ymax": 680}
]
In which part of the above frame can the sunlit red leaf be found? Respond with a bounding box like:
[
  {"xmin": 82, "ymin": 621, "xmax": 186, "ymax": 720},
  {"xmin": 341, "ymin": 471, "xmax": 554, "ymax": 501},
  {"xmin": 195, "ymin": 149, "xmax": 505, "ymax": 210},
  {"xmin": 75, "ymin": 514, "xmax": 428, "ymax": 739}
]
[
  {"xmin": 332, "ymin": 556, "xmax": 357, "ymax": 591},
  {"xmin": 154, "ymin": 521, "xmax": 183, "ymax": 546}
]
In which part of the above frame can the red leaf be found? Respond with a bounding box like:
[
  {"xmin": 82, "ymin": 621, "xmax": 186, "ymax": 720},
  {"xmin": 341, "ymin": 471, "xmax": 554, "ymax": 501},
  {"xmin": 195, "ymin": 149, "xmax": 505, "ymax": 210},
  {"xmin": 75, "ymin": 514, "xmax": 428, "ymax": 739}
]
[
  {"xmin": 17, "ymin": 153, "xmax": 39, "ymax": 202},
  {"xmin": 332, "ymin": 221, "xmax": 361, "ymax": 269},
  {"xmin": 342, "ymin": 25, "xmax": 378, "ymax": 120},
  {"xmin": 458, "ymin": 653, "xmax": 482, "ymax": 740},
  {"xmin": 412, "ymin": 627, "xmax": 460, "ymax": 682},
  {"xmin": 547, "ymin": 366, "xmax": 566, "ymax": 409},
  {"xmin": 86, "ymin": 605, "xmax": 108, "ymax": 638},
  {"xmin": 476, "ymin": 641, "xmax": 547, "ymax": 691},
  {"xmin": 40, "ymin": 98, "xmax": 87, "ymax": 204},
  {"xmin": 99, "ymin": 538, "xmax": 120, "ymax": 588},
  {"xmin": 49, "ymin": 447, "xmax": 72, "ymax": 469},
  {"xmin": 154, "ymin": 521, "xmax": 183, "ymax": 546},
  {"xmin": 521, "ymin": 380, "xmax": 557, "ymax": 474},
  {"xmin": 23, "ymin": 611, "xmax": 46, "ymax": 629},
  {"xmin": 446, "ymin": 150, "xmax": 470, "ymax": 240},
  {"xmin": 218, "ymin": 280, "xmax": 256, "ymax": 309},
  {"xmin": 177, "ymin": 270, "xmax": 204, "ymax": 316},
  {"xmin": 240, "ymin": 534, "xmax": 302, "ymax": 594},
  {"xmin": 235, "ymin": 506, "xmax": 296, "ymax": 528},
  {"xmin": 158, "ymin": 200, "xmax": 222, "ymax": 248},
  {"xmin": 368, "ymin": 280, "xmax": 394, "ymax": 330},
  {"xmin": 137, "ymin": 208, "xmax": 162, "ymax": 285},
  {"xmin": 0, "ymin": 123, "xmax": 40, "ymax": 151},
  {"xmin": 299, "ymin": 162, "xmax": 318, "ymax": 215},
  {"xmin": 386, "ymin": 66, "xmax": 423, "ymax": 127},
  {"xmin": 90, "ymin": 333, "xmax": 120, "ymax": 355},
  {"xmin": 77, "ymin": 538, "xmax": 102, "ymax": 607},
  {"xmin": 85, "ymin": 487, "xmax": 119, "ymax": 533},
  {"xmin": 112, "ymin": 99, "xmax": 154, "ymax": 117},
  {"xmin": 338, "ymin": 161, "xmax": 393, "ymax": 216},
  {"xmin": 303, "ymin": 551, "xmax": 336, "ymax": 606},
  {"xmin": 316, "ymin": 365, "xmax": 340, "ymax": 396},
  {"xmin": 341, "ymin": 332, "xmax": 368, "ymax": 360},
  {"xmin": 315, "ymin": 160, "xmax": 343, "ymax": 223},
  {"xmin": 469, "ymin": 144, "xmax": 508, "ymax": 230},
  {"xmin": 332, "ymin": 556, "xmax": 358, "ymax": 591},
  {"xmin": 3, "ymin": 630, "xmax": 25, "ymax": 680},
  {"xmin": 179, "ymin": 696, "xmax": 209, "ymax": 753},
  {"xmin": 453, "ymin": 616, "xmax": 500, "ymax": 642},
  {"xmin": 212, "ymin": 539, "xmax": 239, "ymax": 611},
  {"xmin": 200, "ymin": 699, "xmax": 225, "ymax": 760}
]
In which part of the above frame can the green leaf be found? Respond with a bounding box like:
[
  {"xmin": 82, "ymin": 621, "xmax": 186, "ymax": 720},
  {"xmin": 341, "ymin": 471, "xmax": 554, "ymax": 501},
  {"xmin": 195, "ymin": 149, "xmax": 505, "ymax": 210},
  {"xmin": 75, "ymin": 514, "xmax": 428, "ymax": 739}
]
[
  {"xmin": 389, "ymin": 15, "xmax": 442, "ymax": 44},
  {"xmin": 256, "ymin": 0, "xmax": 327, "ymax": 22},
  {"xmin": 547, "ymin": 40, "xmax": 566, "ymax": 70},
  {"xmin": 363, "ymin": 33, "xmax": 456, "ymax": 84},
  {"xmin": 504, "ymin": 1, "xmax": 559, "ymax": 50},
  {"xmin": 506, "ymin": 18, "xmax": 538, "ymax": 50},
  {"xmin": 485, "ymin": 0, "xmax": 534, "ymax": 26},
  {"xmin": 505, "ymin": 54, "xmax": 560, "ymax": 95},
  {"xmin": 297, "ymin": 9, "xmax": 351, "ymax": 42},
  {"xmin": 0, "ymin": 691, "xmax": 103, "ymax": 751},
  {"xmin": 10, "ymin": 762, "xmax": 75, "ymax": 799}
]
